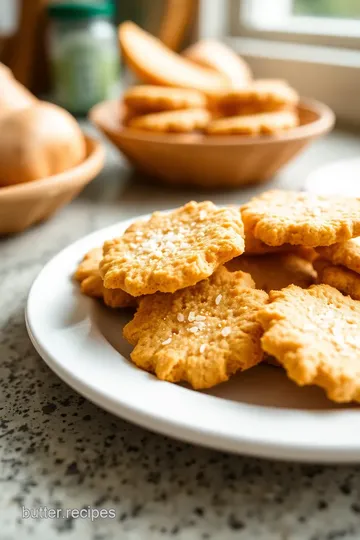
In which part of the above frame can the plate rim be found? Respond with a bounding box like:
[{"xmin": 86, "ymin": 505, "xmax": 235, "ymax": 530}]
[{"xmin": 26, "ymin": 215, "xmax": 360, "ymax": 464}]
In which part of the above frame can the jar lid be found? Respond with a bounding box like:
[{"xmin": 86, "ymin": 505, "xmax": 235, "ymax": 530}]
[{"xmin": 48, "ymin": 2, "xmax": 115, "ymax": 20}]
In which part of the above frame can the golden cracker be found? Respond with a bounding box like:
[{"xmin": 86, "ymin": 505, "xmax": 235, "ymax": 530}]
[
  {"xmin": 128, "ymin": 108, "xmax": 211, "ymax": 133},
  {"xmin": 123, "ymin": 266, "xmax": 268, "ymax": 389},
  {"xmin": 226, "ymin": 253, "xmax": 316, "ymax": 292},
  {"xmin": 123, "ymin": 85, "xmax": 206, "ymax": 114},
  {"xmin": 241, "ymin": 190, "xmax": 360, "ymax": 247},
  {"xmin": 317, "ymin": 237, "xmax": 360, "ymax": 274},
  {"xmin": 315, "ymin": 259, "xmax": 360, "ymax": 301},
  {"xmin": 100, "ymin": 201, "xmax": 245, "ymax": 296},
  {"xmin": 206, "ymin": 111, "xmax": 298, "ymax": 136},
  {"xmin": 75, "ymin": 248, "xmax": 136, "ymax": 308},
  {"xmin": 208, "ymin": 79, "xmax": 298, "ymax": 114},
  {"xmin": 258, "ymin": 284, "xmax": 360, "ymax": 403}
]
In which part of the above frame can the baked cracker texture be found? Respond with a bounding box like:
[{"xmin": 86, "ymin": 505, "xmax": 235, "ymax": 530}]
[
  {"xmin": 317, "ymin": 237, "xmax": 360, "ymax": 274},
  {"xmin": 226, "ymin": 253, "xmax": 316, "ymax": 292},
  {"xmin": 123, "ymin": 266, "xmax": 268, "ymax": 389},
  {"xmin": 206, "ymin": 111, "xmax": 298, "ymax": 136},
  {"xmin": 244, "ymin": 230, "xmax": 291, "ymax": 255},
  {"xmin": 208, "ymin": 79, "xmax": 298, "ymax": 114},
  {"xmin": 258, "ymin": 284, "xmax": 360, "ymax": 403},
  {"xmin": 100, "ymin": 201, "xmax": 245, "ymax": 296},
  {"xmin": 244, "ymin": 225, "xmax": 318, "ymax": 261},
  {"xmin": 128, "ymin": 108, "xmax": 211, "ymax": 133},
  {"xmin": 123, "ymin": 85, "xmax": 206, "ymax": 114},
  {"xmin": 241, "ymin": 191, "xmax": 360, "ymax": 247},
  {"xmin": 75, "ymin": 248, "xmax": 136, "ymax": 308},
  {"xmin": 315, "ymin": 259, "xmax": 360, "ymax": 301}
]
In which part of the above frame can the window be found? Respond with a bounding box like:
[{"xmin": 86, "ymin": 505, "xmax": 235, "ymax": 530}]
[
  {"xmin": 231, "ymin": 0, "xmax": 360, "ymax": 47},
  {"xmin": 0, "ymin": 0, "xmax": 19, "ymax": 37},
  {"xmin": 294, "ymin": 0, "xmax": 360, "ymax": 19},
  {"xmin": 211, "ymin": 0, "xmax": 360, "ymax": 123}
]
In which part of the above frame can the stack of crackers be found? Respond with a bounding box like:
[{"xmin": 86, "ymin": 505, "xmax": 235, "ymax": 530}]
[
  {"xmin": 119, "ymin": 22, "xmax": 300, "ymax": 136},
  {"xmin": 75, "ymin": 191, "xmax": 360, "ymax": 404}
]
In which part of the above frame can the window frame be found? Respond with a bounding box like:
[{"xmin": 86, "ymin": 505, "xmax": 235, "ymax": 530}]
[
  {"xmin": 196, "ymin": 0, "xmax": 360, "ymax": 125},
  {"xmin": 0, "ymin": 0, "xmax": 19, "ymax": 37},
  {"xmin": 229, "ymin": 0, "xmax": 360, "ymax": 49}
]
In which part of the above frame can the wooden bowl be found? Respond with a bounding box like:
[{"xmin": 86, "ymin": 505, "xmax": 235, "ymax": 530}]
[
  {"xmin": 0, "ymin": 135, "xmax": 104, "ymax": 235},
  {"xmin": 90, "ymin": 99, "xmax": 335, "ymax": 189}
]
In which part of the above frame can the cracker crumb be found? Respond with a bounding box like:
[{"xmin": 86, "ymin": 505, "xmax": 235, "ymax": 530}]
[
  {"xmin": 189, "ymin": 326, "xmax": 199, "ymax": 333},
  {"xmin": 221, "ymin": 327, "xmax": 231, "ymax": 337}
]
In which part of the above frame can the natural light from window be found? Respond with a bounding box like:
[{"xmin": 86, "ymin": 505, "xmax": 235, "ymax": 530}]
[
  {"xmin": 294, "ymin": 0, "xmax": 360, "ymax": 19},
  {"xmin": 237, "ymin": 0, "xmax": 360, "ymax": 40}
]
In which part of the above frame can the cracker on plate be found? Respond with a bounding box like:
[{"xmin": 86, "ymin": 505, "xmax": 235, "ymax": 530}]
[
  {"xmin": 315, "ymin": 259, "xmax": 360, "ymax": 301},
  {"xmin": 75, "ymin": 248, "xmax": 136, "ymax": 308},
  {"xmin": 123, "ymin": 266, "xmax": 268, "ymax": 389},
  {"xmin": 241, "ymin": 191, "xmax": 360, "ymax": 247},
  {"xmin": 258, "ymin": 284, "xmax": 360, "ymax": 403},
  {"xmin": 100, "ymin": 201, "xmax": 245, "ymax": 296},
  {"xmin": 226, "ymin": 253, "xmax": 316, "ymax": 292},
  {"xmin": 317, "ymin": 237, "xmax": 360, "ymax": 274}
]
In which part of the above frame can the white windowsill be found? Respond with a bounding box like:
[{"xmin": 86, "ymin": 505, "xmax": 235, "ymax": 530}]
[
  {"xmin": 244, "ymin": 16, "xmax": 360, "ymax": 40},
  {"xmin": 230, "ymin": 0, "xmax": 360, "ymax": 49},
  {"xmin": 226, "ymin": 37, "xmax": 360, "ymax": 67}
]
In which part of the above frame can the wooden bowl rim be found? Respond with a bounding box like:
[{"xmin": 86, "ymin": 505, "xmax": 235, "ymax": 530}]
[
  {"xmin": 0, "ymin": 134, "xmax": 105, "ymax": 201},
  {"xmin": 89, "ymin": 98, "xmax": 335, "ymax": 147}
]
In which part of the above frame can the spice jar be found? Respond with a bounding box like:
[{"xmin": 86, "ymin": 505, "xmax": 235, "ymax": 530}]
[{"xmin": 48, "ymin": 2, "xmax": 120, "ymax": 114}]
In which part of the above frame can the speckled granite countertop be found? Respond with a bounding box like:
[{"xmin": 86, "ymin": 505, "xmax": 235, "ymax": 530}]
[{"xmin": 1, "ymin": 125, "xmax": 360, "ymax": 540}]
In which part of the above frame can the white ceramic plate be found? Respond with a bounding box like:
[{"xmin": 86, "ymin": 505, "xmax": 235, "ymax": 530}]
[
  {"xmin": 26, "ymin": 216, "xmax": 360, "ymax": 463},
  {"xmin": 305, "ymin": 158, "xmax": 360, "ymax": 197}
]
